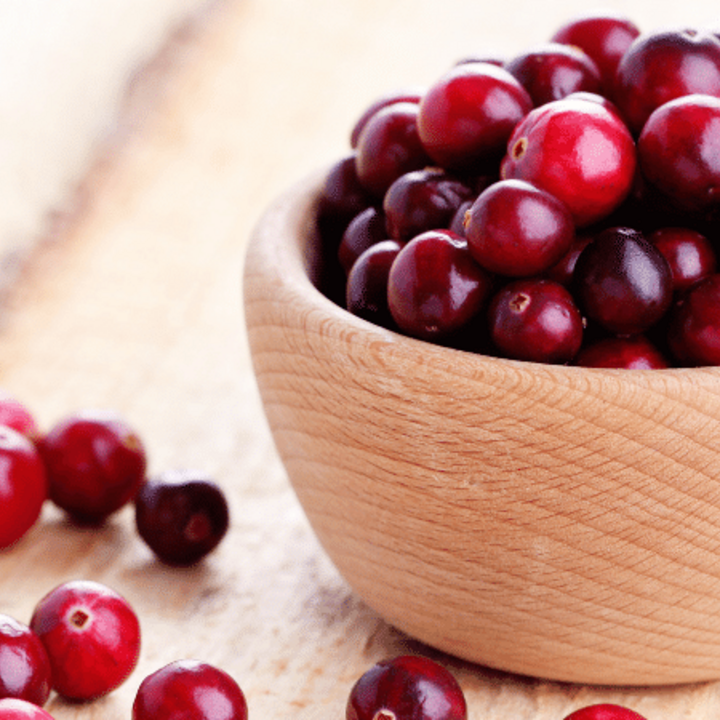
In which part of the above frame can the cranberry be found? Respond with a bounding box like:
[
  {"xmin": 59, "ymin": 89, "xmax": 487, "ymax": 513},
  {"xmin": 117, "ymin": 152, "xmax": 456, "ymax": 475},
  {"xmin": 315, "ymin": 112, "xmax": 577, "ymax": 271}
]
[
  {"xmin": 417, "ymin": 62, "xmax": 532, "ymax": 172},
  {"xmin": 463, "ymin": 178, "xmax": 575, "ymax": 277},
  {"xmin": 573, "ymin": 227, "xmax": 673, "ymax": 335},
  {"xmin": 346, "ymin": 655, "xmax": 466, "ymax": 720},
  {"xmin": 350, "ymin": 88, "xmax": 425, "ymax": 148},
  {"xmin": 354, "ymin": 102, "xmax": 431, "ymax": 198},
  {"xmin": 383, "ymin": 168, "xmax": 474, "ymax": 243},
  {"xmin": 0, "ymin": 393, "xmax": 38, "ymax": 440},
  {"xmin": 30, "ymin": 580, "xmax": 141, "ymax": 702},
  {"xmin": 387, "ymin": 230, "xmax": 493, "ymax": 341},
  {"xmin": 339, "ymin": 206, "xmax": 388, "ymax": 275},
  {"xmin": 500, "ymin": 97, "xmax": 636, "ymax": 227},
  {"xmin": 563, "ymin": 704, "xmax": 648, "ymax": 720},
  {"xmin": 317, "ymin": 154, "xmax": 373, "ymax": 227},
  {"xmin": 574, "ymin": 335, "xmax": 669, "ymax": 368},
  {"xmin": 0, "ymin": 699, "xmax": 55, "ymax": 720},
  {"xmin": 38, "ymin": 409, "xmax": 147, "ymax": 524},
  {"xmin": 133, "ymin": 660, "xmax": 247, "ymax": 720},
  {"xmin": 0, "ymin": 615, "xmax": 51, "ymax": 706},
  {"xmin": 648, "ymin": 226, "xmax": 717, "ymax": 293},
  {"xmin": 550, "ymin": 12, "xmax": 641, "ymax": 93},
  {"xmin": 614, "ymin": 29, "xmax": 720, "ymax": 134},
  {"xmin": 135, "ymin": 469, "xmax": 230, "ymax": 566},
  {"xmin": 504, "ymin": 42, "xmax": 602, "ymax": 107},
  {"xmin": 544, "ymin": 234, "xmax": 593, "ymax": 286},
  {"xmin": 0, "ymin": 427, "xmax": 47, "ymax": 550},
  {"xmin": 638, "ymin": 94, "xmax": 720, "ymax": 215},
  {"xmin": 488, "ymin": 279, "xmax": 584, "ymax": 363},
  {"xmin": 346, "ymin": 240, "xmax": 402, "ymax": 329}
]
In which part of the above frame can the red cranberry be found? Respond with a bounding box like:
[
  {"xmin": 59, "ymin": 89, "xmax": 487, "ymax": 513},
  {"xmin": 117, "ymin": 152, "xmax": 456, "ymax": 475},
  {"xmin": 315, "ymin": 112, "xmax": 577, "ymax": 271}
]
[
  {"xmin": 417, "ymin": 62, "xmax": 532, "ymax": 172},
  {"xmin": 544, "ymin": 234, "xmax": 593, "ymax": 286},
  {"xmin": 504, "ymin": 42, "xmax": 602, "ymax": 107},
  {"xmin": 38, "ymin": 410, "xmax": 147, "ymax": 524},
  {"xmin": 30, "ymin": 580, "xmax": 141, "ymax": 701},
  {"xmin": 463, "ymin": 178, "xmax": 575, "ymax": 277},
  {"xmin": 387, "ymin": 230, "xmax": 493, "ymax": 341},
  {"xmin": 0, "ymin": 615, "xmax": 51, "ymax": 706},
  {"xmin": 355, "ymin": 102, "xmax": 431, "ymax": 198},
  {"xmin": 638, "ymin": 94, "xmax": 720, "ymax": 214},
  {"xmin": 648, "ymin": 227, "xmax": 717, "ymax": 293},
  {"xmin": 563, "ymin": 704, "xmax": 648, "ymax": 720},
  {"xmin": 346, "ymin": 655, "xmax": 466, "ymax": 720},
  {"xmin": 574, "ymin": 335, "xmax": 669, "ymax": 369},
  {"xmin": 133, "ymin": 660, "xmax": 247, "ymax": 720},
  {"xmin": 317, "ymin": 154, "xmax": 373, "ymax": 227},
  {"xmin": 573, "ymin": 227, "xmax": 673, "ymax": 335},
  {"xmin": 500, "ymin": 97, "xmax": 636, "ymax": 227},
  {"xmin": 0, "ymin": 393, "xmax": 38, "ymax": 440},
  {"xmin": 0, "ymin": 427, "xmax": 47, "ymax": 550},
  {"xmin": 135, "ymin": 469, "xmax": 230, "ymax": 566},
  {"xmin": 350, "ymin": 88, "xmax": 425, "ymax": 148},
  {"xmin": 614, "ymin": 29, "xmax": 720, "ymax": 134},
  {"xmin": 488, "ymin": 278, "xmax": 584, "ymax": 363},
  {"xmin": 339, "ymin": 207, "xmax": 388, "ymax": 275},
  {"xmin": 0, "ymin": 699, "xmax": 55, "ymax": 720},
  {"xmin": 346, "ymin": 240, "xmax": 402, "ymax": 329}
]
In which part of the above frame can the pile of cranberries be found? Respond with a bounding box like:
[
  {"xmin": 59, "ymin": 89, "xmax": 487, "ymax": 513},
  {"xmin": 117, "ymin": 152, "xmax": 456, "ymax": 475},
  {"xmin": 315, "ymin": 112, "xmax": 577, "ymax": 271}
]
[{"xmin": 316, "ymin": 12, "xmax": 720, "ymax": 368}]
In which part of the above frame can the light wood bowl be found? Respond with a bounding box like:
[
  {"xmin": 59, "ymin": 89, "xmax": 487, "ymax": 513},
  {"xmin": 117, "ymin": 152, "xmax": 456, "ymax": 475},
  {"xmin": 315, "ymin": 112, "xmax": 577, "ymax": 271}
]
[{"xmin": 243, "ymin": 170, "xmax": 720, "ymax": 687}]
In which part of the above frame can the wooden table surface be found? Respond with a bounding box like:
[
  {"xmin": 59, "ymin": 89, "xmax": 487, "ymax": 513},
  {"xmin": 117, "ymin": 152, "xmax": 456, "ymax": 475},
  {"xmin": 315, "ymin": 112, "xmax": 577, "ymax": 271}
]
[{"xmin": 3, "ymin": 0, "xmax": 720, "ymax": 718}]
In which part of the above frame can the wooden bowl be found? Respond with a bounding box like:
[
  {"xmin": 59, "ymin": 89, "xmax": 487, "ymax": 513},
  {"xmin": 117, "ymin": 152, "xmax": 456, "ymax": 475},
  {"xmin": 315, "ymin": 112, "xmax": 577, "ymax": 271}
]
[{"xmin": 243, "ymin": 170, "xmax": 720, "ymax": 687}]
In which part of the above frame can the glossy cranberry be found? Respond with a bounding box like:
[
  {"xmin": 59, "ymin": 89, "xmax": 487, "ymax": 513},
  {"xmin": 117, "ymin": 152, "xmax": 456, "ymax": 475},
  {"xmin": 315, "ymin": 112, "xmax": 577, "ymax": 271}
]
[
  {"xmin": 346, "ymin": 655, "xmax": 466, "ymax": 720},
  {"xmin": 339, "ymin": 207, "xmax": 388, "ymax": 275},
  {"xmin": 488, "ymin": 279, "xmax": 583, "ymax": 363},
  {"xmin": 448, "ymin": 199, "xmax": 474, "ymax": 237},
  {"xmin": 133, "ymin": 660, "xmax": 247, "ymax": 720},
  {"xmin": 638, "ymin": 94, "xmax": 720, "ymax": 214},
  {"xmin": 505, "ymin": 42, "xmax": 601, "ymax": 107},
  {"xmin": 135, "ymin": 469, "xmax": 230, "ymax": 566},
  {"xmin": 545, "ymin": 234, "xmax": 593, "ymax": 286},
  {"xmin": 0, "ymin": 393, "xmax": 38, "ymax": 440},
  {"xmin": 383, "ymin": 168, "xmax": 474, "ymax": 242},
  {"xmin": 464, "ymin": 178, "xmax": 575, "ymax": 277},
  {"xmin": 355, "ymin": 102, "xmax": 431, "ymax": 198},
  {"xmin": 500, "ymin": 97, "xmax": 636, "ymax": 227},
  {"xmin": 0, "ymin": 699, "xmax": 55, "ymax": 720},
  {"xmin": 573, "ymin": 227, "xmax": 673, "ymax": 335},
  {"xmin": 317, "ymin": 154, "xmax": 373, "ymax": 226},
  {"xmin": 350, "ymin": 88, "xmax": 425, "ymax": 148},
  {"xmin": 0, "ymin": 427, "xmax": 47, "ymax": 550},
  {"xmin": 563, "ymin": 704, "xmax": 648, "ymax": 720},
  {"xmin": 667, "ymin": 274, "xmax": 720, "ymax": 365},
  {"xmin": 550, "ymin": 12, "xmax": 640, "ymax": 92},
  {"xmin": 30, "ymin": 580, "xmax": 141, "ymax": 701},
  {"xmin": 417, "ymin": 62, "xmax": 532, "ymax": 172},
  {"xmin": 574, "ymin": 335, "xmax": 669, "ymax": 368},
  {"xmin": 648, "ymin": 227, "xmax": 717, "ymax": 293},
  {"xmin": 346, "ymin": 240, "xmax": 402, "ymax": 329},
  {"xmin": 0, "ymin": 615, "xmax": 51, "ymax": 706},
  {"xmin": 614, "ymin": 29, "xmax": 720, "ymax": 134},
  {"xmin": 38, "ymin": 409, "xmax": 147, "ymax": 524},
  {"xmin": 387, "ymin": 230, "xmax": 492, "ymax": 341}
]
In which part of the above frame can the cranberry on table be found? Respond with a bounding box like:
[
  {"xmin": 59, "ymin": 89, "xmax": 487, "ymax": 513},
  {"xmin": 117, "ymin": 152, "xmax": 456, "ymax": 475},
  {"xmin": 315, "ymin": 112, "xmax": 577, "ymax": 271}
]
[
  {"xmin": 648, "ymin": 227, "xmax": 717, "ymax": 293},
  {"xmin": 0, "ymin": 615, "xmax": 51, "ymax": 706},
  {"xmin": 346, "ymin": 655, "xmax": 466, "ymax": 720},
  {"xmin": 0, "ymin": 427, "xmax": 47, "ymax": 550},
  {"xmin": 0, "ymin": 699, "xmax": 55, "ymax": 720},
  {"xmin": 574, "ymin": 335, "xmax": 669, "ymax": 369},
  {"xmin": 38, "ymin": 409, "xmax": 147, "ymax": 524},
  {"xmin": 0, "ymin": 393, "xmax": 38, "ymax": 440},
  {"xmin": 135, "ymin": 469, "xmax": 231, "ymax": 566},
  {"xmin": 133, "ymin": 660, "xmax": 247, "ymax": 720},
  {"xmin": 29, "ymin": 579, "xmax": 141, "ymax": 702},
  {"xmin": 463, "ymin": 178, "xmax": 575, "ymax": 277},
  {"xmin": 339, "ymin": 206, "xmax": 389, "ymax": 275},
  {"xmin": 563, "ymin": 704, "xmax": 648, "ymax": 720},
  {"xmin": 350, "ymin": 87, "xmax": 425, "ymax": 148}
]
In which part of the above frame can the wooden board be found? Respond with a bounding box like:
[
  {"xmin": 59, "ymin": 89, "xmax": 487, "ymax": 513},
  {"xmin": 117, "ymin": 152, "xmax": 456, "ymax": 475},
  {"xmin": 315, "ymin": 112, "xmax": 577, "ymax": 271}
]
[{"xmin": 2, "ymin": 0, "xmax": 720, "ymax": 718}]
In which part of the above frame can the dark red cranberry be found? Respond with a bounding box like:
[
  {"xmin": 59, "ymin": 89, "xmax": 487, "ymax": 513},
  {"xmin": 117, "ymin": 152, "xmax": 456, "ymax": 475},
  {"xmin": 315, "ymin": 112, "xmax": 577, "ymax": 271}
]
[
  {"xmin": 638, "ymin": 94, "xmax": 720, "ymax": 214},
  {"xmin": 338, "ymin": 207, "xmax": 388, "ymax": 275},
  {"xmin": 135, "ymin": 469, "xmax": 230, "ymax": 566},
  {"xmin": 133, "ymin": 660, "xmax": 248, "ymax": 720},
  {"xmin": 0, "ymin": 615, "xmax": 51, "ymax": 706},
  {"xmin": 488, "ymin": 279, "xmax": 584, "ymax": 363},
  {"xmin": 387, "ymin": 230, "xmax": 492, "ymax": 341},
  {"xmin": 0, "ymin": 393, "xmax": 38, "ymax": 440},
  {"xmin": 346, "ymin": 240, "xmax": 402, "ymax": 329},
  {"xmin": 0, "ymin": 699, "xmax": 55, "ymax": 720},
  {"xmin": 448, "ymin": 199, "xmax": 474, "ymax": 237},
  {"xmin": 545, "ymin": 234, "xmax": 593, "ymax": 286},
  {"xmin": 383, "ymin": 168, "xmax": 474, "ymax": 242},
  {"xmin": 550, "ymin": 12, "xmax": 641, "ymax": 92},
  {"xmin": 614, "ymin": 29, "xmax": 720, "ymax": 134},
  {"xmin": 563, "ymin": 704, "xmax": 648, "ymax": 720},
  {"xmin": 648, "ymin": 227, "xmax": 717, "ymax": 293},
  {"xmin": 350, "ymin": 88, "xmax": 425, "ymax": 148},
  {"xmin": 573, "ymin": 227, "xmax": 673, "ymax": 336},
  {"xmin": 346, "ymin": 655, "xmax": 466, "ymax": 720},
  {"xmin": 354, "ymin": 102, "xmax": 431, "ymax": 198},
  {"xmin": 463, "ymin": 178, "xmax": 575, "ymax": 277},
  {"xmin": 0, "ymin": 427, "xmax": 47, "ymax": 550},
  {"xmin": 574, "ymin": 335, "xmax": 669, "ymax": 368},
  {"xmin": 500, "ymin": 97, "xmax": 636, "ymax": 227},
  {"xmin": 417, "ymin": 62, "xmax": 532, "ymax": 172},
  {"xmin": 30, "ymin": 580, "xmax": 141, "ymax": 701},
  {"xmin": 317, "ymin": 154, "xmax": 373, "ymax": 226},
  {"xmin": 38, "ymin": 410, "xmax": 147, "ymax": 524},
  {"xmin": 667, "ymin": 274, "xmax": 720, "ymax": 365},
  {"xmin": 504, "ymin": 42, "xmax": 601, "ymax": 106}
]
